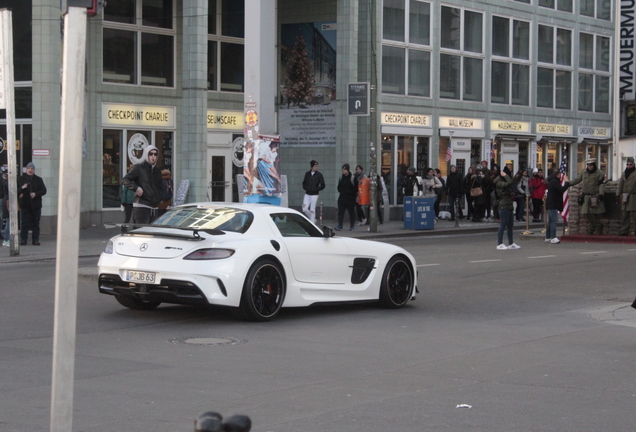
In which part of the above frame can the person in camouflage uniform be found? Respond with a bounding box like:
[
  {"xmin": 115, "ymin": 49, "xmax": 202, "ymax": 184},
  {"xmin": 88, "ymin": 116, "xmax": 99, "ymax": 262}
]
[
  {"xmin": 617, "ymin": 157, "xmax": 636, "ymax": 236},
  {"xmin": 569, "ymin": 158, "xmax": 606, "ymax": 235}
]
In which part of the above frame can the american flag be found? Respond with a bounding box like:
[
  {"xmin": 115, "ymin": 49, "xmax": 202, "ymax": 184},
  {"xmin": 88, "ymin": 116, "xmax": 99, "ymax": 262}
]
[
  {"xmin": 559, "ymin": 155, "xmax": 569, "ymax": 221},
  {"xmin": 446, "ymin": 141, "xmax": 452, "ymax": 162}
]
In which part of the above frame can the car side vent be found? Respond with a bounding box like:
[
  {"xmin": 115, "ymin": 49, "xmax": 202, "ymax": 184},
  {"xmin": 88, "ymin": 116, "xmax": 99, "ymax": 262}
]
[
  {"xmin": 351, "ymin": 258, "xmax": 376, "ymax": 284},
  {"xmin": 270, "ymin": 240, "xmax": 280, "ymax": 251}
]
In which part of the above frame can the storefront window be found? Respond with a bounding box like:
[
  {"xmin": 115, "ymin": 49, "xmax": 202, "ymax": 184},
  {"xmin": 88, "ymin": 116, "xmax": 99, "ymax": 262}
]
[
  {"xmin": 416, "ymin": 137, "xmax": 429, "ymax": 176},
  {"xmin": 519, "ymin": 142, "xmax": 529, "ymax": 170},
  {"xmin": 103, "ymin": 130, "xmax": 124, "ymax": 209},
  {"xmin": 536, "ymin": 141, "xmax": 545, "ymax": 170},
  {"xmin": 381, "ymin": 135, "xmax": 394, "ymax": 204},
  {"xmin": 473, "ymin": 140, "xmax": 483, "ymax": 168},
  {"xmin": 547, "ymin": 143, "xmax": 557, "ymax": 173}
]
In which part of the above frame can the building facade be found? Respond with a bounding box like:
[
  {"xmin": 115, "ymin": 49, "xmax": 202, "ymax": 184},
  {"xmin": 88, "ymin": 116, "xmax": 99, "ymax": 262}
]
[{"xmin": 0, "ymin": 0, "xmax": 632, "ymax": 230}]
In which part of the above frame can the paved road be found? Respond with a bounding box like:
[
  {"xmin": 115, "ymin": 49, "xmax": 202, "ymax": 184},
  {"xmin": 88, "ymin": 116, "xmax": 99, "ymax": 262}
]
[{"xmin": 1, "ymin": 233, "xmax": 635, "ymax": 431}]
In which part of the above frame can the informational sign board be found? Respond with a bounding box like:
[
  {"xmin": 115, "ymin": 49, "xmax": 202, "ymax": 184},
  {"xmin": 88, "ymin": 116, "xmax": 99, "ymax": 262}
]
[
  {"xmin": 174, "ymin": 179, "xmax": 189, "ymax": 206},
  {"xmin": 347, "ymin": 82, "xmax": 370, "ymax": 116}
]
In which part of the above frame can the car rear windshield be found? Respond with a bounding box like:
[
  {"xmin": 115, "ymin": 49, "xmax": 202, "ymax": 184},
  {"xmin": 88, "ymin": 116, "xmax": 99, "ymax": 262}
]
[{"xmin": 153, "ymin": 207, "xmax": 253, "ymax": 233}]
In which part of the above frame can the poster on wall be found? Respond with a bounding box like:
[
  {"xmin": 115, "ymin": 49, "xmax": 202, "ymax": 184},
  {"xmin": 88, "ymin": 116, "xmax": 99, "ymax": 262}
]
[
  {"xmin": 279, "ymin": 22, "xmax": 337, "ymax": 147},
  {"xmin": 243, "ymin": 135, "xmax": 281, "ymax": 198}
]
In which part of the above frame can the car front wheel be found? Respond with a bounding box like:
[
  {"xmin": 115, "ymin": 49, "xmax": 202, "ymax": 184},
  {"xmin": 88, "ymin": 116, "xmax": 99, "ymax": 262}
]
[
  {"xmin": 379, "ymin": 255, "xmax": 414, "ymax": 308},
  {"xmin": 232, "ymin": 258, "xmax": 285, "ymax": 321}
]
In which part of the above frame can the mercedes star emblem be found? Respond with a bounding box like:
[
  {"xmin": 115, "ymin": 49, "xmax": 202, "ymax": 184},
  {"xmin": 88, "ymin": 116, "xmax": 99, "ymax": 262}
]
[{"xmin": 140, "ymin": 243, "xmax": 148, "ymax": 252}]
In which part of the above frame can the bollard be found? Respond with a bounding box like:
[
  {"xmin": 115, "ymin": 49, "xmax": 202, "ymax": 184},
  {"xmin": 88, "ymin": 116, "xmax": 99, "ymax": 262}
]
[
  {"xmin": 522, "ymin": 195, "xmax": 533, "ymax": 235},
  {"xmin": 195, "ymin": 411, "xmax": 252, "ymax": 432},
  {"xmin": 541, "ymin": 196, "xmax": 547, "ymax": 234},
  {"xmin": 319, "ymin": 201, "xmax": 323, "ymax": 226},
  {"xmin": 454, "ymin": 198, "xmax": 460, "ymax": 227}
]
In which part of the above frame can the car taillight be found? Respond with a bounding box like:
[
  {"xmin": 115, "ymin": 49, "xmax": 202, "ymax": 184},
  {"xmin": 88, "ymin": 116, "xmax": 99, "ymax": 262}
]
[{"xmin": 183, "ymin": 248, "xmax": 235, "ymax": 260}]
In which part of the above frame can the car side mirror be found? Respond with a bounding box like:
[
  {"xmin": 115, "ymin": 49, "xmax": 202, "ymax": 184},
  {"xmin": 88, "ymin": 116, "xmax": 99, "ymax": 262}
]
[{"xmin": 322, "ymin": 226, "xmax": 335, "ymax": 238}]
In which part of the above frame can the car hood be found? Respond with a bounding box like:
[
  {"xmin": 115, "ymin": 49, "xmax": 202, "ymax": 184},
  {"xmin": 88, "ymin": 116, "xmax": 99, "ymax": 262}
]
[{"xmin": 112, "ymin": 228, "xmax": 228, "ymax": 259}]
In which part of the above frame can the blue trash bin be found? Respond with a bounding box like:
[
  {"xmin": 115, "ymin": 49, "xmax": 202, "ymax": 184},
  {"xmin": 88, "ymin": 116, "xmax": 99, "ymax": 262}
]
[{"xmin": 412, "ymin": 197, "xmax": 435, "ymax": 229}]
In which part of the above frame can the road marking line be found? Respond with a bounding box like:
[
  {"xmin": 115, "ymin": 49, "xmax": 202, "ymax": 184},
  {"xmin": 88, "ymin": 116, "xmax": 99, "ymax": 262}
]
[
  {"xmin": 417, "ymin": 263, "xmax": 440, "ymax": 267},
  {"xmin": 528, "ymin": 255, "xmax": 556, "ymax": 259},
  {"xmin": 580, "ymin": 251, "xmax": 607, "ymax": 254},
  {"xmin": 628, "ymin": 249, "xmax": 636, "ymax": 252},
  {"xmin": 470, "ymin": 259, "xmax": 501, "ymax": 263}
]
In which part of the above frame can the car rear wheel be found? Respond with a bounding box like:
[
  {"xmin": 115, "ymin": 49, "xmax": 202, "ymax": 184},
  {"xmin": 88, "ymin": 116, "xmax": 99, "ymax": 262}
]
[
  {"xmin": 232, "ymin": 258, "xmax": 285, "ymax": 321},
  {"xmin": 379, "ymin": 255, "xmax": 414, "ymax": 308},
  {"xmin": 115, "ymin": 294, "xmax": 161, "ymax": 310}
]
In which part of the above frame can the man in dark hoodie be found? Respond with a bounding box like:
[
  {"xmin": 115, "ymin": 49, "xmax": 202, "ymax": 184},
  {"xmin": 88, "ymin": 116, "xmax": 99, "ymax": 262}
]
[
  {"xmin": 446, "ymin": 164, "xmax": 464, "ymax": 221},
  {"xmin": 545, "ymin": 168, "xmax": 570, "ymax": 243},
  {"xmin": 301, "ymin": 160, "xmax": 325, "ymax": 223},
  {"xmin": 617, "ymin": 157, "xmax": 636, "ymax": 236},
  {"xmin": 335, "ymin": 163, "xmax": 357, "ymax": 231},
  {"xmin": 122, "ymin": 145, "xmax": 163, "ymax": 224}
]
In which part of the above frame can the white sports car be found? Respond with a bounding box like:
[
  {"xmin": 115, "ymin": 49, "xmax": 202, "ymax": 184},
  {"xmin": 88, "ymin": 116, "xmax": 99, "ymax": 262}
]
[{"xmin": 97, "ymin": 203, "xmax": 417, "ymax": 321}]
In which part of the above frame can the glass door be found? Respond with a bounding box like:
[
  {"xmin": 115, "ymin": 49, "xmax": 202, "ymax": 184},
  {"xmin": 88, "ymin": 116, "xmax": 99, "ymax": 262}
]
[{"xmin": 207, "ymin": 147, "xmax": 232, "ymax": 202}]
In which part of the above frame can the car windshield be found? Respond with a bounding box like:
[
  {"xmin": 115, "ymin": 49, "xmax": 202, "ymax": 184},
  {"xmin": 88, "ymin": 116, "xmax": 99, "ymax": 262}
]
[{"xmin": 153, "ymin": 206, "xmax": 253, "ymax": 233}]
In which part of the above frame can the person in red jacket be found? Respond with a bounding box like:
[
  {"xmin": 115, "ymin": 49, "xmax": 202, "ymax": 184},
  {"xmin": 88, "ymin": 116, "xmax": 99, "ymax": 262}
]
[{"xmin": 529, "ymin": 168, "xmax": 547, "ymax": 222}]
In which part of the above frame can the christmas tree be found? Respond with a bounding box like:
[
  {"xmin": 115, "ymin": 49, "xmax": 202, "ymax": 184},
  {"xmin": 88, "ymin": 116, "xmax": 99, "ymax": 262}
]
[{"xmin": 285, "ymin": 35, "xmax": 314, "ymax": 107}]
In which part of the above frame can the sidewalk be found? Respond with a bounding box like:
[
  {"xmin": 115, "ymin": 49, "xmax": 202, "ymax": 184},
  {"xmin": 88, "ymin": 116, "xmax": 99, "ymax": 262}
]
[
  {"xmin": 0, "ymin": 217, "xmax": 569, "ymax": 264},
  {"xmin": 3, "ymin": 216, "xmax": 636, "ymax": 264}
]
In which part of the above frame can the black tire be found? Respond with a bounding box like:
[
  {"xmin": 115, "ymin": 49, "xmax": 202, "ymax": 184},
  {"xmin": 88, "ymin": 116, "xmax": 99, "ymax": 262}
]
[
  {"xmin": 233, "ymin": 258, "xmax": 285, "ymax": 321},
  {"xmin": 115, "ymin": 294, "xmax": 161, "ymax": 310},
  {"xmin": 379, "ymin": 255, "xmax": 414, "ymax": 308}
]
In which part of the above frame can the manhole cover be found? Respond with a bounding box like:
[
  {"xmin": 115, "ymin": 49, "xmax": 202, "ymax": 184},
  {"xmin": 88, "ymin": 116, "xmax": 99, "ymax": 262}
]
[{"xmin": 169, "ymin": 336, "xmax": 247, "ymax": 346}]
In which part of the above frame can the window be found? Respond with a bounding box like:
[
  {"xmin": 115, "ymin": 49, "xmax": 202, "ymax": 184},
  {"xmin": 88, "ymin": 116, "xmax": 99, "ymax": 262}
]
[
  {"xmin": 578, "ymin": 33, "xmax": 611, "ymax": 113},
  {"xmin": 580, "ymin": 0, "xmax": 611, "ymax": 20},
  {"xmin": 102, "ymin": 129, "xmax": 173, "ymax": 209},
  {"xmin": 491, "ymin": 16, "xmax": 530, "ymax": 106},
  {"xmin": 539, "ymin": 0, "xmax": 573, "ymax": 12},
  {"xmin": 208, "ymin": 0, "xmax": 245, "ymax": 92},
  {"xmin": 439, "ymin": 6, "xmax": 483, "ymax": 101},
  {"xmin": 536, "ymin": 24, "xmax": 572, "ymax": 109},
  {"xmin": 382, "ymin": 0, "xmax": 431, "ymax": 97},
  {"xmin": 271, "ymin": 213, "xmax": 323, "ymax": 237},
  {"xmin": 103, "ymin": 0, "xmax": 175, "ymax": 87}
]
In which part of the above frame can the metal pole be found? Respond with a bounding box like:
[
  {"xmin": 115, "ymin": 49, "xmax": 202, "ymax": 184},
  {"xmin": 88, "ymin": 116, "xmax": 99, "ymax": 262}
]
[
  {"xmin": 0, "ymin": 9, "xmax": 19, "ymax": 256},
  {"xmin": 522, "ymin": 195, "xmax": 533, "ymax": 235},
  {"xmin": 50, "ymin": 7, "xmax": 87, "ymax": 432},
  {"xmin": 368, "ymin": 0, "xmax": 379, "ymax": 233}
]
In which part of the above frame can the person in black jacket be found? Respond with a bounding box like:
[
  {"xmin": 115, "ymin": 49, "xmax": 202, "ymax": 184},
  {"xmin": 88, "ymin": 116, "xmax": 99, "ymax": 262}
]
[
  {"xmin": 446, "ymin": 165, "xmax": 464, "ymax": 221},
  {"xmin": 18, "ymin": 162, "xmax": 47, "ymax": 245},
  {"xmin": 335, "ymin": 164, "xmax": 357, "ymax": 231},
  {"xmin": 545, "ymin": 168, "xmax": 570, "ymax": 244},
  {"xmin": 301, "ymin": 160, "xmax": 325, "ymax": 223},
  {"xmin": 122, "ymin": 145, "xmax": 163, "ymax": 224}
]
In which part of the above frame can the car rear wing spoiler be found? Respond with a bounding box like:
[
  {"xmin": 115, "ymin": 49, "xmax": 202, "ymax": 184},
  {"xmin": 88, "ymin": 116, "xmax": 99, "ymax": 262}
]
[{"xmin": 119, "ymin": 224, "xmax": 225, "ymax": 240}]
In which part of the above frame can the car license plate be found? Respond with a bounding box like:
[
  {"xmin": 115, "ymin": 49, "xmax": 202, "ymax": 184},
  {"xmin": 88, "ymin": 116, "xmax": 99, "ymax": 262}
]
[{"xmin": 126, "ymin": 270, "xmax": 157, "ymax": 284}]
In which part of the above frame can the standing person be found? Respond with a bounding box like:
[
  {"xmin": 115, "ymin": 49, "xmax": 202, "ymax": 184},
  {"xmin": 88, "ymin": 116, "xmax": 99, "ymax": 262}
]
[
  {"xmin": 446, "ymin": 164, "xmax": 464, "ymax": 221},
  {"xmin": 354, "ymin": 165, "xmax": 368, "ymax": 225},
  {"xmin": 463, "ymin": 166, "xmax": 475, "ymax": 221},
  {"xmin": 494, "ymin": 167, "xmax": 520, "ymax": 250},
  {"xmin": 301, "ymin": 160, "xmax": 325, "ymax": 224},
  {"xmin": 1, "ymin": 166, "xmax": 9, "ymax": 246},
  {"xmin": 469, "ymin": 166, "xmax": 485, "ymax": 222},
  {"xmin": 529, "ymin": 168, "xmax": 547, "ymax": 222},
  {"xmin": 158, "ymin": 168, "xmax": 173, "ymax": 217},
  {"xmin": 545, "ymin": 168, "xmax": 570, "ymax": 243},
  {"xmin": 335, "ymin": 164, "xmax": 357, "ymax": 231},
  {"xmin": 434, "ymin": 168, "xmax": 446, "ymax": 220},
  {"xmin": 401, "ymin": 167, "xmax": 421, "ymax": 198},
  {"xmin": 18, "ymin": 162, "xmax": 47, "ymax": 245},
  {"xmin": 617, "ymin": 157, "xmax": 636, "ymax": 236},
  {"xmin": 374, "ymin": 173, "xmax": 384, "ymax": 224},
  {"xmin": 122, "ymin": 145, "xmax": 163, "ymax": 225},
  {"xmin": 513, "ymin": 169, "xmax": 529, "ymax": 222},
  {"xmin": 569, "ymin": 158, "xmax": 606, "ymax": 235},
  {"xmin": 421, "ymin": 167, "xmax": 442, "ymax": 198}
]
